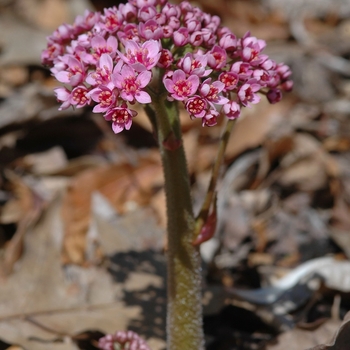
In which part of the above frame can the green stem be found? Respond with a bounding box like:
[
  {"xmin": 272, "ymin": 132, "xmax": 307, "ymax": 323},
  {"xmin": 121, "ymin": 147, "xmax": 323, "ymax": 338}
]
[
  {"xmin": 151, "ymin": 97, "xmax": 204, "ymax": 350},
  {"xmin": 195, "ymin": 118, "xmax": 236, "ymax": 235}
]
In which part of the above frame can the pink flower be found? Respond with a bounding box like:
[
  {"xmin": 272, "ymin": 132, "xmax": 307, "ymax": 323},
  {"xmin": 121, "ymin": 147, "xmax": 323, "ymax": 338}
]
[
  {"xmin": 89, "ymin": 85, "xmax": 117, "ymax": 113},
  {"xmin": 189, "ymin": 31, "xmax": 203, "ymax": 46},
  {"xmin": 70, "ymin": 85, "xmax": 91, "ymax": 108},
  {"xmin": 104, "ymin": 104, "xmax": 137, "ymax": 133},
  {"xmin": 202, "ymin": 109, "xmax": 219, "ymax": 127},
  {"xmin": 54, "ymin": 87, "xmax": 72, "ymax": 110},
  {"xmin": 101, "ymin": 7, "xmax": 123, "ymax": 33},
  {"xmin": 90, "ymin": 35, "xmax": 118, "ymax": 62},
  {"xmin": 86, "ymin": 53, "xmax": 116, "ymax": 86},
  {"xmin": 138, "ymin": 5, "xmax": 158, "ymax": 22},
  {"xmin": 185, "ymin": 96, "xmax": 207, "ymax": 118},
  {"xmin": 230, "ymin": 61, "xmax": 253, "ymax": 80},
  {"xmin": 253, "ymin": 69, "xmax": 272, "ymax": 86},
  {"xmin": 266, "ymin": 88, "xmax": 282, "ymax": 104},
  {"xmin": 139, "ymin": 20, "xmax": 164, "ymax": 40},
  {"xmin": 219, "ymin": 71, "xmax": 238, "ymax": 91},
  {"xmin": 178, "ymin": 53, "xmax": 211, "ymax": 77},
  {"xmin": 219, "ymin": 33, "xmax": 237, "ymax": 51},
  {"xmin": 41, "ymin": 43, "xmax": 64, "ymax": 66},
  {"xmin": 223, "ymin": 101, "xmax": 240, "ymax": 119},
  {"xmin": 199, "ymin": 79, "xmax": 228, "ymax": 105},
  {"xmin": 163, "ymin": 69, "xmax": 199, "ymax": 101},
  {"xmin": 119, "ymin": 40, "xmax": 161, "ymax": 72},
  {"xmin": 173, "ymin": 27, "xmax": 189, "ymax": 46},
  {"xmin": 54, "ymin": 56, "xmax": 86, "ymax": 86},
  {"xmin": 207, "ymin": 45, "xmax": 227, "ymax": 69},
  {"xmin": 117, "ymin": 23, "xmax": 140, "ymax": 43},
  {"xmin": 118, "ymin": 3, "xmax": 137, "ymax": 21},
  {"xmin": 99, "ymin": 330, "xmax": 150, "ymax": 350},
  {"xmin": 73, "ymin": 9, "xmax": 101, "ymax": 32},
  {"xmin": 157, "ymin": 49, "xmax": 173, "ymax": 68},
  {"xmin": 113, "ymin": 64, "xmax": 152, "ymax": 103},
  {"xmin": 162, "ymin": 3, "xmax": 181, "ymax": 18},
  {"xmin": 238, "ymin": 80, "xmax": 261, "ymax": 106}
]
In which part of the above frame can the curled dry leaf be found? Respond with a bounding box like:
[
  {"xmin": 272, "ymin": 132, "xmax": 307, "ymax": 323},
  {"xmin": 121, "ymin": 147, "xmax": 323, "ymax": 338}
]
[{"xmin": 306, "ymin": 311, "xmax": 350, "ymax": 350}]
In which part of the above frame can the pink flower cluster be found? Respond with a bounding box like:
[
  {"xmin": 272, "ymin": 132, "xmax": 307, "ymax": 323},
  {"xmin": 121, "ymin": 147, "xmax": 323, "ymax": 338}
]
[
  {"xmin": 42, "ymin": 0, "xmax": 292, "ymax": 132},
  {"xmin": 98, "ymin": 330, "xmax": 150, "ymax": 350}
]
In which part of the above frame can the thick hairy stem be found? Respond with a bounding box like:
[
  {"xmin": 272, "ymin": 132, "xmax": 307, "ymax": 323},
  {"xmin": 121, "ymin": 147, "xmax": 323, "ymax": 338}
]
[{"xmin": 151, "ymin": 97, "xmax": 204, "ymax": 350}]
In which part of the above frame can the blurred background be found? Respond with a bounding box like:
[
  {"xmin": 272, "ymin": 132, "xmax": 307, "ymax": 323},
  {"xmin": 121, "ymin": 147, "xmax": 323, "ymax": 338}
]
[{"xmin": 0, "ymin": 0, "xmax": 350, "ymax": 349}]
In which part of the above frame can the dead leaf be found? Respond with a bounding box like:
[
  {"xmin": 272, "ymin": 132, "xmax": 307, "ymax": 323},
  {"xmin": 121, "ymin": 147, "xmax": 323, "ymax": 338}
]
[
  {"xmin": 0, "ymin": 196, "xmax": 143, "ymax": 350},
  {"xmin": 225, "ymin": 98, "xmax": 294, "ymax": 160},
  {"xmin": 61, "ymin": 155, "xmax": 163, "ymax": 265}
]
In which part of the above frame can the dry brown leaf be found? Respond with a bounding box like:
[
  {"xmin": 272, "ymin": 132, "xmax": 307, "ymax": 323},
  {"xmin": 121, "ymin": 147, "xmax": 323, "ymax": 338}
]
[
  {"xmin": 268, "ymin": 311, "xmax": 350, "ymax": 350},
  {"xmin": 61, "ymin": 155, "xmax": 163, "ymax": 265},
  {"xmin": 0, "ymin": 196, "xmax": 146, "ymax": 350},
  {"xmin": 225, "ymin": 98, "xmax": 294, "ymax": 160}
]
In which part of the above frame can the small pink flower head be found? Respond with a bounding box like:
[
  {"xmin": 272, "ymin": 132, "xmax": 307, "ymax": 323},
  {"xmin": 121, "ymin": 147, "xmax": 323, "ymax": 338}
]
[
  {"xmin": 219, "ymin": 33, "xmax": 237, "ymax": 51},
  {"xmin": 223, "ymin": 101, "xmax": 240, "ymax": 119},
  {"xmin": 113, "ymin": 64, "xmax": 152, "ymax": 103},
  {"xmin": 49, "ymin": 24, "xmax": 75, "ymax": 44},
  {"xmin": 186, "ymin": 19, "xmax": 201, "ymax": 33},
  {"xmin": 173, "ymin": 27, "xmax": 189, "ymax": 46},
  {"xmin": 179, "ymin": 53, "xmax": 212, "ymax": 77},
  {"xmin": 157, "ymin": 49, "xmax": 173, "ymax": 68},
  {"xmin": 185, "ymin": 96, "xmax": 208, "ymax": 118},
  {"xmin": 207, "ymin": 45, "xmax": 227, "ymax": 70},
  {"xmin": 219, "ymin": 71, "xmax": 239, "ymax": 91},
  {"xmin": 90, "ymin": 35, "xmax": 118, "ymax": 62},
  {"xmin": 70, "ymin": 85, "xmax": 91, "ymax": 108},
  {"xmin": 138, "ymin": 5, "xmax": 158, "ymax": 22},
  {"xmin": 98, "ymin": 330, "xmax": 150, "ymax": 350},
  {"xmin": 117, "ymin": 23, "xmax": 140, "ymax": 43},
  {"xmin": 202, "ymin": 109, "xmax": 219, "ymax": 127},
  {"xmin": 119, "ymin": 40, "xmax": 161, "ymax": 72},
  {"xmin": 104, "ymin": 104, "xmax": 137, "ymax": 134},
  {"xmin": 73, "ymin": 9, "xmax": 101, "ymax": 32},
  {"xmin": 162, "ymin": 3, "xmax": 181, "ymax": 18},
  {"xmin": 189, "ymin": 31, "xmax": 203, "ymax": 47},
  {"xmin": 241, "ymin": 32, "xmax": 266, "ymax": 51},
  {"xmin": 253, "ymin": 69, "xmax": 272, "ymax": 86},
  {"xmin": 277, "ymin": 63, "xmax": 292, "ymax": 80},
  {"xmin": 54, "ymin": 87, "xmax": 72, "ymax": 110},
  {"xmin": 89, "ymin": 85, "xmax": 117, "ymax": 113},
  {"xmin": 138, "ymin": 19, "xmax": 164, "ymax": 40},
  {"xmin": 118, "ymin": 2, "xmax": 137, "ymax": 21},
  {"xmin": 54, "ymin": 56, "xmax": 86, "ymax": 86},
  {"xmin": 163, "ymin": 69, "xmax": 199, "ymax": 101},
  {"xmin": 41, "ymin": 43, "xmax": 64, "ymax": 66},
  {"xmin": 238, "ymin": 79, "xmax": 261, "ymax": 107},
  {"xmin": 101, "ymin": 7, "xmax": 124, "ymax": 33},
  {"xmin": 168, "ymin": 16, "xmax": 181, "ymax": 30},
  {"xmin": 86, "ymin": 53, "xmax": 115, "ymax": 86},
  {"xmin": 230, "ymin": 61, "xmax": 253, "ymax": 80},
  {"xmin": 267, "ymin": 88, "xmax": 282, "ymax": 104},
  {"xmin": 199, "ymin": 79, "xmax": 228, "ymax": 105}
]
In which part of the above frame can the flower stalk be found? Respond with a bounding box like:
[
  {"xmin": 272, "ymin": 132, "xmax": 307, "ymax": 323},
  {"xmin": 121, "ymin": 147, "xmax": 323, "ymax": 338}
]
[{"xmin": 151, "ymin": 96, "xmax": 204, "ymax": 350}]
